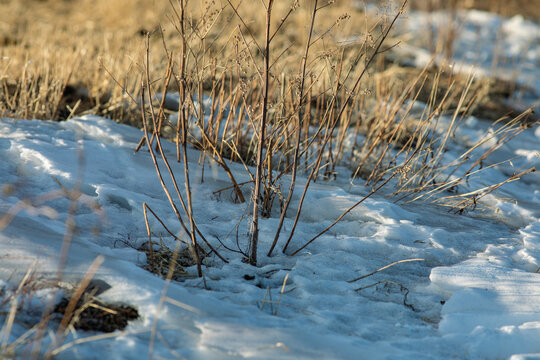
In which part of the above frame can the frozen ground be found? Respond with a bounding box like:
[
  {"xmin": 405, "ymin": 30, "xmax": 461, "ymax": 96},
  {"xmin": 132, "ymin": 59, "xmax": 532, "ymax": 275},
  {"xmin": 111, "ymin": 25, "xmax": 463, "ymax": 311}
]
[{"xmin": 1, "ymin": 8, "xmax": 540, "ymax": 360}]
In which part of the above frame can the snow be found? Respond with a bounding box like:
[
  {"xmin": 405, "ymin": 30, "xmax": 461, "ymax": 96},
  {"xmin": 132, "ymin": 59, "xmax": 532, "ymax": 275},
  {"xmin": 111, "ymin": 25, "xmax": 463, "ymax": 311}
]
[
  {"xmin": 396, "ymin": 9, "xmax": 540, "ymax": 106},
  {"xmin": 1, "ymin": 7, "xmax": 540, "ymax": 360}
]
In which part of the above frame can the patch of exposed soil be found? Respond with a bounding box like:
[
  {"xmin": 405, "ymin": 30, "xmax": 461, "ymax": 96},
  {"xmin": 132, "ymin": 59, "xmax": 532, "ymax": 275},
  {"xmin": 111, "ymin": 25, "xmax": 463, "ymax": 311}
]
[{"xmin": 54, "ymin": 296, "xmax": 139, "ymax": 333}]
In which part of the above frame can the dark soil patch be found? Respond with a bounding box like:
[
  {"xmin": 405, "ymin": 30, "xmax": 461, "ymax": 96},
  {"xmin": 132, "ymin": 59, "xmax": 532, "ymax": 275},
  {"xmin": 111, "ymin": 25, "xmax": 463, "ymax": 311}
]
[
  {"xmin": 55, "ymin": 84, "xmax": 95, "ymax": 120},
  {"xmin": 54, "ymin": 296, "xmax": 139, "ymax": 333}
]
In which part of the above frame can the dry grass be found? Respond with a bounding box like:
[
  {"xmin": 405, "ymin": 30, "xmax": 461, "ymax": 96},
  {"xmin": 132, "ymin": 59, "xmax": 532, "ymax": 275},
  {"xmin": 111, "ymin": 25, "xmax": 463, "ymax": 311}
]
[
  {"xmin": 0, "ymin": 0, "xmax": 366, "ymax": 123},
  {"xmin": 1, "ymin": 0, "xmax": 533, "ymax": 123},
  {"xmin": 0, "ymin": 0, "xmax": 170, "ymax": 123}
]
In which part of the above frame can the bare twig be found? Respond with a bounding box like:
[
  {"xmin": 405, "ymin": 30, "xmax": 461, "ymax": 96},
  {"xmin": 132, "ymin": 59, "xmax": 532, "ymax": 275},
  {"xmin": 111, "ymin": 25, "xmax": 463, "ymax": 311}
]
[{"xmin": 250, "ymin": 0, "xmax": 274, "ymax": 266}]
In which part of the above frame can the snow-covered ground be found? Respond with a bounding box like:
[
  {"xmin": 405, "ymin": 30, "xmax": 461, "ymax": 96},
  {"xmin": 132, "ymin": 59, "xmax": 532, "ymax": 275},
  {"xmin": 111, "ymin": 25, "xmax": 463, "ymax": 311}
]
[
  {"xmin": 395, "ymin": 8, "xmax": 540, "ymax": 107},
  {"xmin": 1, "ymin": 7, "xmax": 539, "ymax": 360}
]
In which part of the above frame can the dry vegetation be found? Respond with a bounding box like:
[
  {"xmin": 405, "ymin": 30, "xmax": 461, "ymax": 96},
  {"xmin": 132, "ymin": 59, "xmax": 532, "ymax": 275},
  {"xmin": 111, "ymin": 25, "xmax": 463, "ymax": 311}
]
[
  {"xmin": 0, "ymin": 0, "xmax": 538, "ymax": 356},
  {"xmin": 1, "ymin": 0, "xmax": 535, "ymax": 123}
]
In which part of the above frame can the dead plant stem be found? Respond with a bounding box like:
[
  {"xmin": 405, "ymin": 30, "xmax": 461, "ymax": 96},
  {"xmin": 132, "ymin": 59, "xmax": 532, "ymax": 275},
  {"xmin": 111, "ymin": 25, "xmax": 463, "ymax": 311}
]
[{"xmin": 250, "ymin": 0, "xmax": 274, "ymax": 266}]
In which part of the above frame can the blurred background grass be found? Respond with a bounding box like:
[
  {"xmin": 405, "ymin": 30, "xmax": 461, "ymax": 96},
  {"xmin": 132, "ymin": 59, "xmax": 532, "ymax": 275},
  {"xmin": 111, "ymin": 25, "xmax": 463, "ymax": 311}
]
[{"xmin": 0, "ymin": 0, "xmax": 536, "ymax": 124}]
